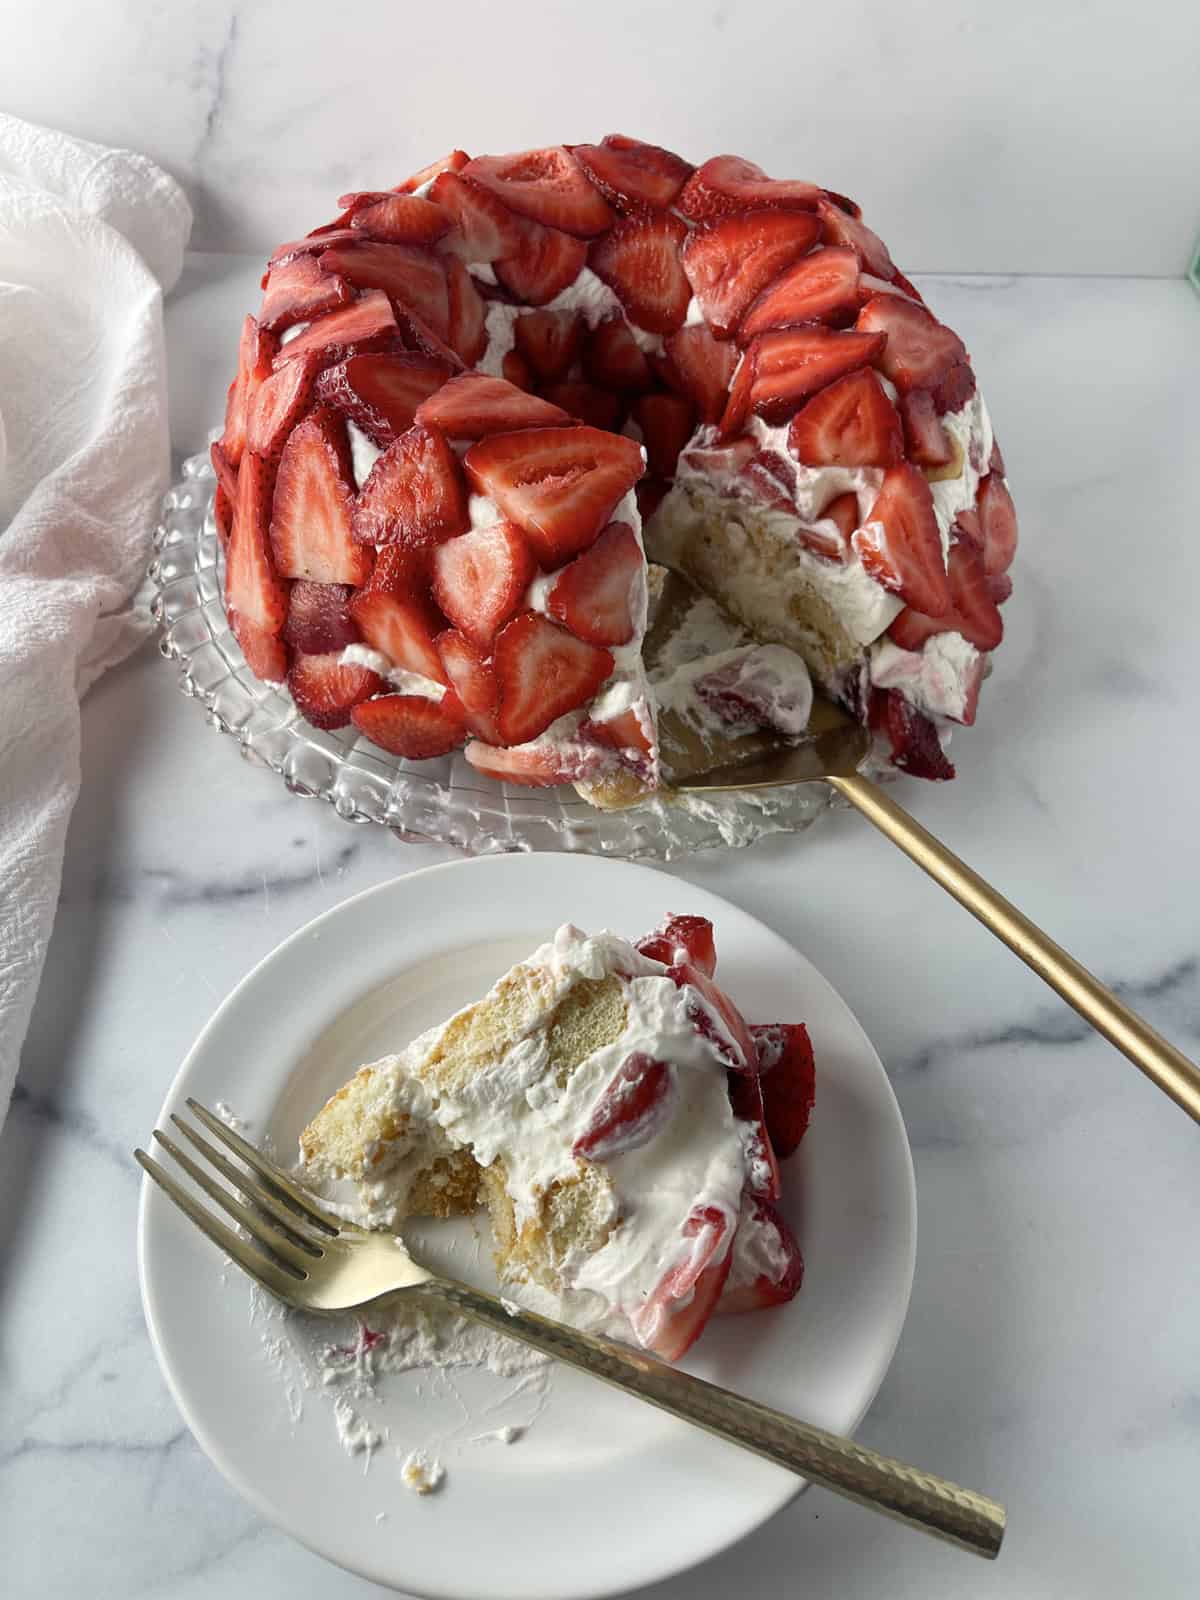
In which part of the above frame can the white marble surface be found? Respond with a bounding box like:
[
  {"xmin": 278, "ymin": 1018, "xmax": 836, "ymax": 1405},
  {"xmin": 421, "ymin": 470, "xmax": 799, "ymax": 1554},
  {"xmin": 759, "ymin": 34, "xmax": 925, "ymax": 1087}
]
[
  {"xmin": 2, "ymin": 0, "xmax": 1199, "ymax": 276},
  {"xmin": 3, "ymin": 253, "xmax": 1200, "ymax": 1599}
]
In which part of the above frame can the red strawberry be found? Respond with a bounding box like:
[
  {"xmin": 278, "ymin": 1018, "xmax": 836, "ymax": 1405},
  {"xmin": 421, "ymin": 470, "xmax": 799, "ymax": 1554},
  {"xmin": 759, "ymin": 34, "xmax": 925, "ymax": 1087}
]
[
  {"xmin": 502, "ymin": 349, "xmax": 534, "ymax": 391},
  {"xmin": 679, "ymin": 433, "xmax": 757, "ymax": 479},
  {"xmin": 316, "ymin": 242, "xmax": 449, "ymax": 339},
  {"xmin": 853, "ymin": 461, "xmax": 950, "ymax": 616},
  {"xmin": 213, "ymin": 483, "xmax": 233, "ymax": 550},
  {"xmin": 463, "ymin": 146, "xmax": 614, "ymax": 236},
  {"xmin": 270, "ymin": 409, "xmax": 373, "ymax": 585},
  {"xmin": 435, "ymin": 628, "xmax": 502, "ymax": 742},
  {"xmin": 415, "ymin": 372, "xmax": 571, "ymax": 439},
  {"xmin": 873, "ymin": 688, "xmax": 955, "ymax": 780},
  {"xmin": 582, "ymin": 319, "xmax": 654, "ymax": 392},
  {"xmin": 899, "ymin": 388, "xmax": 953, "ymax": 468},
  {"xmin": 346, "ymin": 191, "xmax": 451, "ymax": 246},
  {"xmin": 727, "ymin": 1070, "xmax": 781, "ymax": 1199},
  {"xmin": 678, "ymin": 155, "xmax": 822, "ymax": 222},
  {"xmin": 891, "ymin": 538, "xmax": 1004, "ymax": 652},
  {"xmin": 288, "ymin": 651, "xmax": 382, "ymax": 729},
  {"xmin": 636, "ymin": 914, "xmax": 717, "ymax": 978},
  {"xmin": 788, "ymin": 368, "xmax": 902, "ymax": 468},
  {"xmin": 494, "ymin": 223, "xmax": 587, "ymax": 305},
  {"xmin": 282, "ymin": 581, "xmax": 361, "ymax": 655},
  {"xmin": 512, "ymin": 309, "xmax": 584, "ymax": 381},
  {"xmin": 444, "ymin": 257, "xmax": 487, "ymax": 365},
  {"xmin": 493, "ymin": 611, "xmax": 613, "ymax": 743},
  {"xmin": 741, "ymin": 448, "xmax": 796, "ymax": 513},
  {"xmin": 856, "ymin": 295, "xmax": 966, "ymax": 394},
  {"xmin": 681, "ymin": 211, "xmax": 822, "ymax": 338},
  {"xmin": 750, "ymin": 1022, "xmax": 815, "ymax": 1157},
  {"xmin": 588, "ymin": 213, "xmax": 691, "ymax": 335},
  {"xmin": 546, "ymin": 520, "xmax": 641, "ymax": 646},
  {"xmin": 246, "ymin": 353, "xmax": 322, "ymax": 460},
  {"xmin": 397, "ymin": 149, "xmax": 469, "ymax": 193},
  {"xmin": 818, "ymin": 491, "xmax": 860, "ymax": 553},
  {"xmin": 463, "ymin": 739, "xmax": 585, "ymax": 786},
  {"xmin": 259, "ymin": 254, "xmax": 351, "ymax": 333},
  {"xmin": 226, "ymin": 451, "xmax": 288, "ymax": 679},
  {"xmin": 987, "ymin": 571, "xmax": 1013, "ymax": 606},
  {"xmin": 210, "ymin": 439, "xmax": 239, "ymax": 507},
  {"xmin": 349, "ymin": 588, "xmax": 449, "ymax": 684},
  {"xmin": 718, "ymin": 1197, "xmax": 804, "ymax": 1313},
  {"xmin": 464, "ymin": 427, "xmax": 644, "ymax": 568},
  {"xmin": 633, "ymin": 393, "xmax": 695, "ymax": 479},
  {"xmin": 352, "ymin": 424, "xmax": 468, "ymax": 550},
  {"xmin": 953, "ymin": 506, "xmax": 983, "ymax": 554},
  {"xmin": 816, "ymin": 196, "xmax": 895, "ymax": 279},
  {"xmin": 432, "ymin": 521, "xmax": 536, "ymax": 648},
  {"xmin": 580, "ymin": 701, "xmax": 655, "ymax": 770},
  {"xmin": 392, "ymin": 307, "xmax": 464, "ymax": 370},
  {"xmin": 271, "ymin": 290, "xmax": 397, "ymax": 368},
  {"xmin": 739, "ymin": 246, "xmax": 861, "ymax": 341},
  {"xmin": 856, "ymin": 272, "xmax": 919, "ymax": 306},
  {"xmin": 660, "ymin": 326, "xmax": 738, "ymax": 423},
  {"xmin": 571, "ymin": 135, "xmax": 693, "ymax": 215},
  {"xmin": 428, "ymin": 171, "xmax": 527, "ymax": 262},
  {"xmin": 316, "ymin": 352, "xmax": 454, "ymax": 445},
  {"xmin": 989, "ymin": 439, "xmax": 1006, "ymax": 477},
  {"xmin": 977, "ymin": 472, "xmax": 1018, "ymax": 574},
  {"xmin": 933, "ymin": 361, "xmax": 976, "ymax": 415},
  {"xmin": 540, "ymin": 381, "xmax": 622, "ymax": 432},
  {"xmin": 221, "ymin": 316, "xmax": 278, "ymax": 467},
  {"xmin": 636, "ymin": 478, "xmax": 670, "ymax": 522},
  {"xmin": 668, "ymin": 963, "xmax": 756, "ymax": 1072},
  {"xmin": 715, "ymin": 348, "xmax": 757, "ymax": 441},
  {"xmin": 351, "ymin": 690, "xmax": 467, "ymax": 757},
  {"xmin": 629, "ymin": 1204, "xmax": 734, "ymax": 1360},
  {"xmin": 748, "ymin": 326, "xmax": 888, "ymax": 422},
  {"xmin": 572, "ymin": 1052, "xmax": 675, "ymax": 1162},
  {"xmin": 268, "ymin": 228, "xmax": 359, "ymax": 268}
]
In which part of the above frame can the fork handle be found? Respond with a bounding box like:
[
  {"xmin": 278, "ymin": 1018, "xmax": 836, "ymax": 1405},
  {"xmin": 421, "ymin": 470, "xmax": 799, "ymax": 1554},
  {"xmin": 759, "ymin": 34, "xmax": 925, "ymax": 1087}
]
[
  {"xmin": 416, "ymin": 1279, "xmax": 1004, "ymax": 1558},
  {"xmin": 829, "ymin": 771, "xmax": 1200, "ymax": 1125}
]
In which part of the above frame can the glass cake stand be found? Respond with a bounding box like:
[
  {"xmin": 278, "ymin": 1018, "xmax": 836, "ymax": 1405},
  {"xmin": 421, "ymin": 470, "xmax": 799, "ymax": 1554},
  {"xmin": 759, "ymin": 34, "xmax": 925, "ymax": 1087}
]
[{"xmin": 146, "ymin": 444, "xmax": 831, "ymax": 860}]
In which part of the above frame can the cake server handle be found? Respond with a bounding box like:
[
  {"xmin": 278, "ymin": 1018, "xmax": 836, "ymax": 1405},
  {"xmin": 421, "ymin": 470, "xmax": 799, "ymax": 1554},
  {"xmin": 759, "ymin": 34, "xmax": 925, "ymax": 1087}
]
[
  {"xmin": 416, "ymin": 1277, "xmax": 1005, "ymax": 1558},
  {"xmin": 828, "ymin": 770, "xmax": 1200, "ymax": 1125}
]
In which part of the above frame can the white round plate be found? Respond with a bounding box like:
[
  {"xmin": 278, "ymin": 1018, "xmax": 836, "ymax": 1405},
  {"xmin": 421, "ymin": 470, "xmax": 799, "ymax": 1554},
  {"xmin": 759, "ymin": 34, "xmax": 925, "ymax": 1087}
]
[{"xmin": 138, "ymin": 854, "xmax": 916, "ymax": 1600}]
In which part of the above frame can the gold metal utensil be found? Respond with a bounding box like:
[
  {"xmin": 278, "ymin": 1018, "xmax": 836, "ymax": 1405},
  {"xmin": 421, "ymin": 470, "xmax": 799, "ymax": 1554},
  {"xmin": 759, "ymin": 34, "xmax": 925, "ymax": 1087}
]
[{"xmin": 136, "ymin": 1099, "xmax": 1006, "ymax": 1559}]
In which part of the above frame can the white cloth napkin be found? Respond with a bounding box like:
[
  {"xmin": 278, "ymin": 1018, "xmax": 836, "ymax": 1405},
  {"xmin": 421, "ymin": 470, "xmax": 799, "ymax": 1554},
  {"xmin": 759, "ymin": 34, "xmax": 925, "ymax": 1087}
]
[{"xmin": 0, "ymin": 115, "xmax": 192, "ymax": 1133}]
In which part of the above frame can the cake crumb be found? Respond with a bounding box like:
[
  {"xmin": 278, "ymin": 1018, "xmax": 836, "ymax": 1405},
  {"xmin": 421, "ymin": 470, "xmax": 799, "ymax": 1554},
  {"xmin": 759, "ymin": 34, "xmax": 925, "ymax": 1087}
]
[{"xmin": 400, "ymin": 1450, "xmax": 446, "ymax": 1495}]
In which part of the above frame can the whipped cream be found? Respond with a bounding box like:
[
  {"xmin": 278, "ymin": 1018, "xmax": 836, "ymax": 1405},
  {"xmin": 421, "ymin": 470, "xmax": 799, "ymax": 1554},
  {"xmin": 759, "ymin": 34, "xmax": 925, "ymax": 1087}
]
[
  {"xmin": 339, "ymin": 644, "xmax": 447, "ymax": 700},
  {"xmin": 478, "ymin": 267, "xmax": 663, "ymax": 379},
  {"xmin": 347, "ymin": 420, "xmax": 383, "ymax": 489},
  {"xmin": 870, "ymin": 632, "xmax": 983, "ymax": 724}
]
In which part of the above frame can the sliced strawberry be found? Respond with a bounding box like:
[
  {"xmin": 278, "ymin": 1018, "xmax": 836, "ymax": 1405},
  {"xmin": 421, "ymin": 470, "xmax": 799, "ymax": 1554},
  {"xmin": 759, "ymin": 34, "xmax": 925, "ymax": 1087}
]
[
  {"xmin": 588, "ymin": 213, "xmax": 690, "ymax": 335},
  {"xmin": 352, "ymin": 424, "xmax": 468, "ymax": 550},
  {"xmin": 351, "ymin": 690, "xmax": 467, "ymax": 757},
  {"xmin": 541, "ymin": 381, "xmax": 622, "ymax": 431},
  {"xmin": 246, "ymin": 353, "xmax": 322, "ymax": 460},
  {"xmin": 989, "ymin": 439, "xmax": 1006, "ymax": 477},
  {"xmin": 414, "ymin": 372, "xmax": 571, "ymax": 439},
  {"xmin": 270, "ymin": 409, "xmax": 373, "ymax": 585},
  {"xmin": 694, "ymin": 646, "xmax": 814, "ymax": 736},
  {"xmin": 546, "ymin": 521, "xmax": 641, "ymax": 646},
  {"xmin": 899, "ymin": 388, "xmax": 953, "ymax": 468},
  {"xmin": 232, "ymin": 614, "xmax": 288, "ymax": 683},
  {"xmin": 316, "ymin": 352, "xmax": 454, "ymax": 445},
  {"xmin": 213, "ymin": 482, "xmax": 233, "ymax": 550},
  {"xmin": 346, "ymin": 192, "xmax": 451, "ymax": 246},
  {"xmin": 571, "ymin": 135, "xmax": 693, "ymax": 215},
  {"xmin": 432, "ymin": 521, "xmax": 536, "ymax": 648},
  {"xmin": 221, "ymin": 316, "xmax": 278, "ymax": 467},
  {"xmin": 463, "ymin": 146, "xmax": 614, "ymax": 236},
  {"xmin": 502, "ymin": 349, "xmax": 535, "ymax": 391},
  {"xmin": 739, "ymin": 246, "xmax": 861, "ymax": 341},
  {"xmin": 494, "ymin": 222, "xmax": 587, "ymax": 305},
  {"xmin": 464, "ymin": 427, "xmax": 644, "ymax": 569},
  {"xmin": 629, "ymin": 1205, "xmax": 735, "ymax": 1360},
  {"xmin": 428, "ymin": 171, "xmax": 527, "ymax": 262},
  {"xmin": 788, "ymin": 368, "xmax": 902, "ymax": 468},
  {"xmin": 512, "ymin": 309, "xmax": 584, "ymax": 381},
  {"xmin": 288, "ymin": 651, "xmax": 382, "ymax": 730},
  {"xmin": 226, "ymin": 451, "xmax": 288, "ymax": 674},
  {"xmin": 668, "ymin": 963, "xmax": 756, "ymax": 1073},
  {"xmin": 435, "ymin": 628, "xmax": 502, "ymax": 742},
  {"xmin": 740, "ymin": 448, "xmax": 796, "ymax": 512},
  {"xmin": 852, "ymin": 461, "xmax": 950, "ymax": 616},
  {"xmin": 210, "ymin": 439, "xmax": 239, "ymax": 507},
  {"xmin": 636, "ymin": 914, "xmax": 717, "ymax": 978},
  {"xmin": 349, "ymin": 588, "xmax": 449, "ymax": 683},
  {"xmin": 718, "ymin": 1197, "xmax": 804, "ymax": 1313},
  {"xmin": 572, "ymin": 1052, "xmax": 675, "ymax": 1162},
  {"xmin": 821, "ymin": 491, "xmax": 861, "ymax": 548},
  {"xmin": 856, "ymin": 272, "xmax": 919, "ymax": 306},
  {"xmin": 750, "ymin": 1022, "xmax": 815, "ymax": 1157},
  {"xmin": 816, "ymin": 196, "xmax": 895, "ymax": 279},
  {"xmin": 636, "ymin": 478, "xmax": 669, "ymax": 522},
  {"xmin": 660, "ymin": 326, "xmax": 738, "ymax": 423},
  {"xmin": 463, "ymin": 738, "xmax": 585, "ymax": 787},
  {"xmin": 953, "ymin": 506, "xmax": 983, "ymax": 554},
  {"xmin": 283, "ymin": 581, "xmax": 361, "ymax": 655},
  {"xmin": 681, "ymin": 211, "xmax": 822, "ymax": 338},
  {"xmin": 582, "ymin": 319, "xmax": 654, "ymax": 392},
  {"xmin": 259, "ymin": 254, "xmax": 351, "ymax": 333},
  {"xmin": 987, "ymin": 571, "xmax": 1013, "ymax": 606},
  {"xmin": 678, "ymin": 155, "xmax": 822, "ymax": 222},
  {"xmin": 727, "ymin": 1070, "xmax": 781, "ymax": 1199},
  {"xmin": 749, "ymin": 326, "xmax": 888, "ymax": 422},
  {"xmin": 392, "ymin": 306, "xmax": 464, "ymax": 369},
  {"xmin": 493, "ymin": 611, "xmax": 613, "ymax": 743},
  {"xmin": 873, "ymin": 688, "xmax": 955, "ymax": 780},
  {"xmin": 268, "ymin": 228, "xmax": 359, "ymax": 268},
  {"xmin": 272, "ymin": 290, "xmax": 397, "ymax": 368},
  {"xmin": 444, "ymin": 257, "xmax": 488, "ymax": 366},
  {"xmin": 633, "ymin": 393, "xmax": 695, "ymax": 479},
  {"xmin": 933, "ymin": 361, "xmax": 977, "ymax": 415},
  {"xmin": 856, "ymin": 295, "xmax": 966, "ymax": 394},
  {"xmin": 579, "ymin": 700, "xmax": 655, "ymax": 772},
  {"xmin": 315, "ymin": 241, "xmax": 449, "ymax": 340},
  {"xmin": 715, "ymin": 348, "xmax": 757, "ymax": 441},
  {"xmin": 976, "ymin": 472, "xmax": 1018, "ymax": 574},
  {"xmin": 397, "ymin": 149, "xmax": 469, "ymax": 193},
  {"xmin": 889, "ymin": 536, "xmax": 1003, "ymax": 653},
  {"xmin": 679, "ymin": 433, "xmax": 757, "ymax": 480}
]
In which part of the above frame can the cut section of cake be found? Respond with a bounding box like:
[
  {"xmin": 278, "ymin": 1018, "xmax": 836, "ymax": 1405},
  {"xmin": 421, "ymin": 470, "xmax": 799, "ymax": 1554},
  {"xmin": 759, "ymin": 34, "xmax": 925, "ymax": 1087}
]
[{"xmin": 299, "ymin": 916, "xmax": 812, "ymax": 1361}]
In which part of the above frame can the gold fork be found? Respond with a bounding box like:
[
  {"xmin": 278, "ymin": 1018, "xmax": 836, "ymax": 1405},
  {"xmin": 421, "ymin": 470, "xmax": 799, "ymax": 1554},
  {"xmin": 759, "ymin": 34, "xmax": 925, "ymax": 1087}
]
[{"xmin": 137, "ymin": 1098, "xmax": 1006, "ymax": 1559}]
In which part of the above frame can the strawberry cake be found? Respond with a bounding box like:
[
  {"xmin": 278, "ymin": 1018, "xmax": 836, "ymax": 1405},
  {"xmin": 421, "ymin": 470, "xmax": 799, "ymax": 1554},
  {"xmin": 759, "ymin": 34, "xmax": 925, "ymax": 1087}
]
[
  {"xmin": 213, "ymin": 137, "xmax": 1018, "ymax": 800},
  {"xmin": 299, "ymin": 914, "xmax": 815, "ymax": 1360}
]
